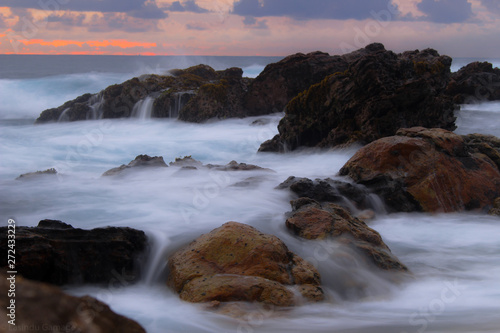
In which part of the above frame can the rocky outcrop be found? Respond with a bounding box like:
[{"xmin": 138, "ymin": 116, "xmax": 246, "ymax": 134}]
[
  {"xmin": 489, "ymin": 198, "xmax": 500, "ymax": 216},
  {"xmin": 0, "ymin": 272, "xmax": 145, "ymax": 332},
  {"xmin": 285, "ymin": 197, "xmax": 407, "ymax": 271},
  {"xmin": 447, "ymin": 61, "xmax": 500, "ymax": 104},
  {"xmin": 0, "ymin": 220, "xmax": 147, "ymax": 285},
  {"xmin": 102, "ymin": 154, "xmax": 168, "ymax": 176},
  {"xmin": 167, "ymin": 222, "xmax": 323, "ymax": 307},
  {"xmin": 16, "ymin": 168, "xmax": 58, "ymax": 181},
  {"xmin": 260, "ymin": 44, "xmax": 456, "ymax": 151},
  {"xmin": 339, "ymin": 127, "xmax": 500, "ymax": 213}
]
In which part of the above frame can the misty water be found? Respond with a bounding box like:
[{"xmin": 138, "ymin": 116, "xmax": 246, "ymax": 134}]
[{"xmin": 1, "ymin": 56, "xmax": 499, "ymax": 332}]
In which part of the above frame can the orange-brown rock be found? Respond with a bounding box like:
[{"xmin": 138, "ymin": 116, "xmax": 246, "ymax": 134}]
[
  {"xmin": 339, "ymin": 127, "xmax": 500, "ymax": 212},
  {"xmin": 167, "ymin": 222, "xmax": 323, "ymax": 306},
  {"xmin": 0, "ymin": 272, "xmax": 145, "ymax": 333},
  {"xmin": 285, "ymin": 198, "xmax": 408, "ymax": 271}
]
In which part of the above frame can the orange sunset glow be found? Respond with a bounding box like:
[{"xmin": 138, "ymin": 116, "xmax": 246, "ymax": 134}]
[{"xmin": 0, "ymin": 1, "xmax": 499, "ymax": 56}]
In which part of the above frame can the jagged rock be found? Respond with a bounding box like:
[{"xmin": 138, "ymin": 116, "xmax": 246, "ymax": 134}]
[
  {"xmin": 169, "ymin": 156, "xmax": 204, "ymax": 168},
  {"xmin": 0, "ymin": 220, "xmax": 147, "ymax": 285},
  {"xmin": 339, "ymin": 127, "xmax": 500, "ymax": 212},
  {"xmin": 244, "ymin": 51, "xmax": 349, "ymax": 115},
  {"xmin": 206, "ymin": 160, "xmax": 274, "ymax": 172},
  {"xmin": 285, "ymin": 198, "xmax": 407, "ymax": 271},
  {"xmin": 277, "ymin": 176, "xmax": 373, "ymax": 212},
  {"xmin": 16, "ymin": 168, "xmax": 57, "ymax": 181},
  {"xmin": 260, "ymin": 44, "xmax": 456, "ymax": 151},
  {"xmin": 167, "ymin": 222, "xmax": 323, "ymax": 307},
  {"xmin": 102, "ymin": 154, "xmax": 167, "ymax": 176},
  {"xmin": 446, "ymin": 61, "xmax": 500, "ymax": 104},
  {"xmin": 0, "ymin": 272, "xmax": 145, "ymax": 332}
]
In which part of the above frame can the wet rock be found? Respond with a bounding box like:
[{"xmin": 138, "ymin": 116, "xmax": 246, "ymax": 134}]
[
  {"xmin": 16, "ymin": 168, "xmax": 58, "ymax": 181},
  {"xmin": 102, "ymin": 154, "xmax": 167, "ymax": 176},
  {"xmin": 0, "ymin": 220, "xmax": 147, "ymax": 285},
  {"xmin": 446, "ymin": 61, "xmax": 500, "ymax": 104},
  {"xmin": 285, "ymin": 198, "xmax": 408, "ymax": 272},
  {"xmin": 168, "ymin": 155, "xmax": 204, "ymax": 168},
  {"xmin": 167, "ymin": 222, "xmax": 323, "ymax": 306},
  {"xmin": 261, "ymin": 44, "xmax": 456, "ymax": 151},
  {"xmin": 339, "ymin": 127, "xmax": 500, "ymax": 212},
  {"xmin": 488, "ymin": 197, "xmax": 500, "ymax": 216},
  {"xmin": 0, "ymin": 272, "xmax": 146, "ymax": 333},
  {"xmin": 207, "ymin": 160, "xmax": 274, "ymax": 172}
]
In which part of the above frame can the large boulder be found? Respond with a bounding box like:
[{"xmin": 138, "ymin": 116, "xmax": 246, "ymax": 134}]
[
  {"xmin": 339, "ymin": 127, "xmax": 500, "ymax": 212},
  {"xmin": 0, "ymin": 220, "xmax": 147, "ymax": 285},
  {"xmin": 446, "ymin": 61, "xmax": 500, "ymax": 104},
  {"xmin": 260, "ymin": 44, "xmax": 456, "ymax": 151},
  {"xmin": 167, "ymin": 222, "xmax": 323, "ymax": 307},
  {"xmin": 285, "ymin": 197, "xmax": 407, "ymax": 272},
  {"xmin": 0, "ymin": 272, "xmax": 145, "ymax": 332}
]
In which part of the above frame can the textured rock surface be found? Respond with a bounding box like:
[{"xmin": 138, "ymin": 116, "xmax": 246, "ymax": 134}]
[
  {"xmin": 489, "ymin": 197, "xmax": 500, "ymax": 216},
  {"xmin": 16, "ymin": 168, "xmax": 58, "ymax": 181},
  {"xmin": 0, "ymin": 220, "xmax": 147, "ymax": 285},
  {"xmin": 339, "ymin": 127, "xmax": 500, "ymax": 212},
  {"xmin": 260, "ymin": 44, "xmax": 456, "ymax": 151},
  {"xmin": 102, "ymin": 154, "xmax": 168, "ymax": 176},
  {"xmin": 285, "ymin": 198, "xmax": 407, "ymax": 271},
  {"xmin": 167, "ymin": 222, "xmax": 323, "ymax": 306},
  {"xmin": 0, "ymin": 272, "xmax": 146, "ymax": 333}
]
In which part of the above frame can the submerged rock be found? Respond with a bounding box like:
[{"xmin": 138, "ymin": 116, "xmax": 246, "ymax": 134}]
[
  {"xmin": 167, "ymin": 222, "xmax": 323, "ymax": 307},
  {"xmin": 260, "ymin": 44, "xmax": 456, "ymax": 151},
  {"xmin": 102, "ymin": 154, "xmax": 168, "ymax": 176},
  {"xmin": 285, "ymin": 198, "xmax": 407, "ymax": 272},
  {"xmin": 0, "ymin": 220, "xmax": 147, "ymax": 285},
  {"xmin": 16, "ymin": 168, "xmax": 58, "ymax": 181},
  {"xmin": 339, "ymin": 127, "xmax": 500, "ymax": 213},
  {"xmin": 0, "ymin": 272, "xmax": 146, "ymax": 333}
]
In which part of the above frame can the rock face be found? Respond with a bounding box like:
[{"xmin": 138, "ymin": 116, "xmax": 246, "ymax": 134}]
[
  {"xmin": 260, "ymin": 44, "xmax": 456, "ymax": 151},
  {"xmin": 0, "ymin": 272, "xmax": 146, "ymax": 333},
  {"xmin": 102, "ymin": 154, "xmax": 168, "ymax": 176},
  {"xmin": 447, "ymin": 61, "xmax": 500, "ymax": 104},
  {"xmin": 0, "ymin": 220, "xmax": 147, "ymax": 285},
  {"xmin": 167, "ymin": 222, "xmax": 323, "ymax": 306},
  {"xmin": 339, "ymin": 127, "xmax": 500, "ymax": 213},
  {"xmin": 285, "ymin": 197, "xmax": 407, "ymax": 271}
]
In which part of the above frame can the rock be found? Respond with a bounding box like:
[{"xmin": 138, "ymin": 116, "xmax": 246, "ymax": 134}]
[
  {"xmin": 35, "ymin": 93, "xmax": 93, "ymax": 123},
  {"xmin": 169, "ymin": 155, "xmax": 204, "ymax": 168},
  {"xmin": 102, "ymin": 154, "xmax": 167, "ymax": 176},
  {"xmin": 207, "ymin": 160, "xmax": 274, "ymax": 172},
  {"xmin": 167, "ymin": 222, "xmax": 323, "ymax": 306},
  {"xmin": 244, "ymin": 51, "xmax": 349, "ymax": 116},
  {"xmin": 285, "ymin": 198, "xmax": 407, "ymax": 271},
  {"xmin": 0, "ymin": 272, "xmax": 146, "ymax": 333},
  {"xmin": 16, "ymin": 168, "xmax": 58, "ymax": 180},
  {"xmin": 446, "ymin": 61, "xmax": 500, "ymax": 104},
  {"xmin": 339, "ymin": 127, "xmax": 500, "ymax": 212},
  {"xmin": 258, "ymin": 134, "xmax": 286, "ymax": 153},
  {"xmin": 0, "ymin": 220, "xmax": 147, "ymax": 285},
  {"xmin": 260, "ymin": 44, "xmax": 456, "ymax": 151},
  {"xmin": 489, "ymin": 197, "xmax": 500, "ymax": 216},
  {"xmin": 277, "ymin": 176, "xmax": 373, "ymax": 212}
]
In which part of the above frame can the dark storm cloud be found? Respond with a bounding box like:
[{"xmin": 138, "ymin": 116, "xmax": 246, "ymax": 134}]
[
  {"xmin": 416, "ymin": 0, "xmax": 473, "ymax": 23},
  {"xmin": 129, "ymin": 3, "xmax": 168, "ymax": 19},
  {"xmin": 232, "ymin": 0, "xmax": 399, "ymax": 20},
  {"xmin": 480, "ymin": 0, "xmax": 500, "ymax": 14},
  {"xmin": 0, "ymin": 0, "xmax": 145, "ymax": 12},
  {"xmin": 164, "ymin": 0, "xmax": 209, "ymax": 13}
]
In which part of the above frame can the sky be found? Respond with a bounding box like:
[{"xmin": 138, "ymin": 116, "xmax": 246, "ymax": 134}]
[{"xmin": 0, "ymin": 0, "xmax": 499, "ymax": 57}]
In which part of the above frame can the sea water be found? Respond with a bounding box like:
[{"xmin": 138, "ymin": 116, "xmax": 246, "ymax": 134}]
[{"xmin": 1, "ymin": 55, "xmax": 500, "ymax": 333}]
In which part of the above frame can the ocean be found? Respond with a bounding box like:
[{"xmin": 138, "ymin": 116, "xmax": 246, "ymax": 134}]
[{"xmin": 1, "ymin": 55, "xmax": 500, "ymax": 333}]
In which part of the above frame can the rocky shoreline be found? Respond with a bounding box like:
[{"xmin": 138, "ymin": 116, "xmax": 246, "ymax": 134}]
[{"xmin": 5, "ymin": 44, "xmax": 500, "ymax": 330}]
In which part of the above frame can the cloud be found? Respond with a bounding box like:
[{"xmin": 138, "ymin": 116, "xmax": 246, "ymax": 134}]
[
  {"xmin": 186, "ymin": 23, "xmax": 207, "ymax": 30},
  {"xmin": 232, "ymin": 0, "xmax": 399, "ymax": 21},
  {"xmin": 243, "ymin": 16, "xmax": 269, "ymax": 29},
  {"xmin": 129, "ymin": 2, "xmax": 168, "ymax": 19},
  {"xmin": 88, "ymin": 13, "xmax": 161, "ymax": 33},
  {"xmin": 46, "ymin": 13, "xmax": 86, "ymax": 26},
  {"xmin": 480, "ymin": 0, "xmax": 500, "ymax": 14},
  {"xmin": 165, "ymin": 0, "xmax": 208, "ymax": 13},
  {"xmin": 416, "ymin": 0, "xmax": 473, "ymax": 23},
  {"xmin": 0, "ymin": 0, "xmax": 145, "ymax": 12}
]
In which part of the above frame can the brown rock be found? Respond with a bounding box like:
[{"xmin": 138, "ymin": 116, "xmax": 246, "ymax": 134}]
[
  {"xmin": 339, "ymin": 127, "xmax": 500, "ymax": 212},
  {"xmin": 285, "ymin": 198, "xmax": 407, "ymax": 271},
  {"xmin": 0, "ymin": 272, "xmax": 145, "ymax": 333},
  {"xmin": 167, "ymin": 222, "xmax": 323, "ymax": 306},
  {"xmin": 489, "ymin": 197, "xmax": 500, "ymax": 216},
  {"xmin": 102, "ymin": 154, "xmax": 167, "ymax": 176}
]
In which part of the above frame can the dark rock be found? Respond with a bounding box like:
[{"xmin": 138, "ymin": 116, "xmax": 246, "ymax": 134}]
[
  {"xmin": 258, "ymin": 134, "xmax": 285, "ymax": 153},
  {"xmin": 0, "ymin": 221, "xmax": 147, "ymax": 285},
  {"xmin": 169, "ymin": 155, "xmax": 204, "ymax": 168},
  {"xmin": 35, "ymin": 93, "xmax": 93, "ymax": 123},
  {"xmin": 0, "ymin": 272, "xmax": 146, "ymax": 332},
  {"xmin": 260, "ymin": 44, "xmax": 456, "ymax": 151},
  {"xmin": 16, "ymin": 168, "xmax": 57, "ymax": 181},
  {"xmin": 446, "ymin": 61, "xmax": 500, "ymax": 104},
  {"xmin": 167, "ymin": 222, "xmax": 323, "ymax": 307},
  {"xmin": 102, "ymin": 154, "xmax": 168, "ymax": 177},
  {"xmin": 285, "ymin": 198, "xmax": 407, "ymax": 272},
  {"xmin": 339, "ymin": 127, "xmax": 500, "ymax": 212},
  {"xmin": 489, "ymin": 197, "xmax": 500, "ymax": 216},
  {"xmin": 206, "ymin": 160, "xmax": 274, "ymax": 172}
]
